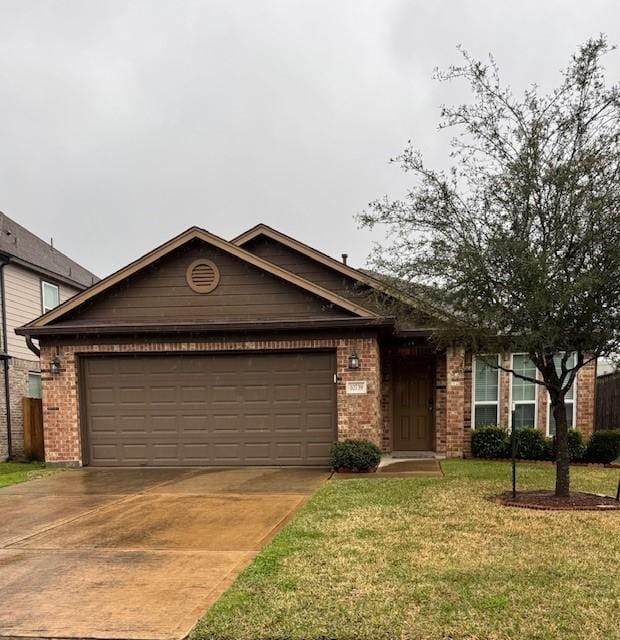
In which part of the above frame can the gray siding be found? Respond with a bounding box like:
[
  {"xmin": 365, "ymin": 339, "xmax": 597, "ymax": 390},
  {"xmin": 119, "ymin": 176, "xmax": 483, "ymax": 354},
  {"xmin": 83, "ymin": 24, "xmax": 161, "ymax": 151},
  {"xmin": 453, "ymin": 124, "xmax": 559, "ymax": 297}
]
[{"xmin": 4, "ymin": 263, "xmax": 79, "ymax": 359}]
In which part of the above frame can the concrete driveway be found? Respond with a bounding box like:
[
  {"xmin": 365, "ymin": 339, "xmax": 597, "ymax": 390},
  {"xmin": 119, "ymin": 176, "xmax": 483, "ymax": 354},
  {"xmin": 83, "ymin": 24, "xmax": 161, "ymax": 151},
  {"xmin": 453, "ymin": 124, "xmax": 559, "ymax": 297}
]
[{"xmin": 0, "ymin": 467, "xmax": 329, "ymax": 639}]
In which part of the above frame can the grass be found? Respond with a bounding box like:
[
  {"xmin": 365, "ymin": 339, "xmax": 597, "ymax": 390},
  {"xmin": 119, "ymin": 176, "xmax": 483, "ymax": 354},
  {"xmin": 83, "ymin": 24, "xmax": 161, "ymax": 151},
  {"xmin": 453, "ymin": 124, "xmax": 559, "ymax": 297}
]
[
  {"xmin": 0, "ymin": 461, "xmax": 60, "ymax": 488},
  {"xmin": 193, "ymin": 460, "xmax": 620, "ymax": 640}
]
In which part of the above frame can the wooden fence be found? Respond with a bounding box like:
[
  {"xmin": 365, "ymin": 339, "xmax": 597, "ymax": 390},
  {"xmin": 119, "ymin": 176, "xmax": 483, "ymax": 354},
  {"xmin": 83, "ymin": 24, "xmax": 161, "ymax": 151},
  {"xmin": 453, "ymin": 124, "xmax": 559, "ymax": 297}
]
[
  {"xmin": 23, "ymin": 397, "xmax": 44, "ymax": 461},
  {"xmin": 595, "ymin": 372, "xmax": 620, "ymax": 430}
]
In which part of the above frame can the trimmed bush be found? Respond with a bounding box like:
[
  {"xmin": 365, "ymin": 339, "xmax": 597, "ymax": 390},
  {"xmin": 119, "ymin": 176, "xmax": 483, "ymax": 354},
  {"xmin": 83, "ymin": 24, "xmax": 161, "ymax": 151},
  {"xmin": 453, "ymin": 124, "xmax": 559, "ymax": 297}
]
[
  {"xmin": 583, "ymin": 430, "xmax": 620, "ymax": 464},
  {"xmin": 471, "ymin": 425, "xmax": 509, "ymax": 459},
  {"xmin": 549, "ymin": 429, "xmax": 586, "ymax": 462},
  {"xmin": 514, "ymin": 427, "xmax": 548, "ymax": 460},
  {"xmin": 544, "ymin": 437, "xmax": 555, "ymax": 461},
  {"xmin": 329, "ymin": 439, "xmax": 382, "ymax": 472}
]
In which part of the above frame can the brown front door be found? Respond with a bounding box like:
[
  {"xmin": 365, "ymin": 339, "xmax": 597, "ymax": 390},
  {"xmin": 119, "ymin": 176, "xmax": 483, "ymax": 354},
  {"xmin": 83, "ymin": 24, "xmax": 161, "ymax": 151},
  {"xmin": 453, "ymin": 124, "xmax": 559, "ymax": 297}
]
[{"xmin": 393, "ymin": 356, "xmax": 435, "ymax": 451}]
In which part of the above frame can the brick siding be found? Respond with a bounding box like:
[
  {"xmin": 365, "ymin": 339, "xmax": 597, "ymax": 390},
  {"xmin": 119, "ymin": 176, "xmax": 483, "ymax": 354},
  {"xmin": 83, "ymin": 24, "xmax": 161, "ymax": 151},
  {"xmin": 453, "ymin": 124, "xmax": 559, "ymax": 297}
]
[
  {"xmin": 0, "ymin": 357, "xmax": 40, "ymax": 460},
  {"xmin": 38, "ymin": 337, "xmax": 598, "ymax": 465},
  {"xmin": 575, "ymin": 358, "xmax": 595, "ymax": 436},
  {"xmin": 39, "ymin": 337, "xmax": 383, "ymax": 465}
]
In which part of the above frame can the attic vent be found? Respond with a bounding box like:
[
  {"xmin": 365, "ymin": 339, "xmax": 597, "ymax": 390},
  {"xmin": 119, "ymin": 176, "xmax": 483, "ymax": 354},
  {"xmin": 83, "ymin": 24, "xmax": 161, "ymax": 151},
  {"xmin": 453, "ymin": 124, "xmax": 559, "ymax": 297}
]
[{"xmin": 186, "ymin": 259, "xmax": 220, "ymax": 294}]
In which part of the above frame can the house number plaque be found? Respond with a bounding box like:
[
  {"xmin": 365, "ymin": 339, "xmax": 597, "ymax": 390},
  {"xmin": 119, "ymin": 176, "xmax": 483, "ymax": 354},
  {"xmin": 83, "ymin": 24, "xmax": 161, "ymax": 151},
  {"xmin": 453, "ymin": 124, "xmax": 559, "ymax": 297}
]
[{"xmin": 346, "ymin": 380, "xmax": 368, "ymax": 395}]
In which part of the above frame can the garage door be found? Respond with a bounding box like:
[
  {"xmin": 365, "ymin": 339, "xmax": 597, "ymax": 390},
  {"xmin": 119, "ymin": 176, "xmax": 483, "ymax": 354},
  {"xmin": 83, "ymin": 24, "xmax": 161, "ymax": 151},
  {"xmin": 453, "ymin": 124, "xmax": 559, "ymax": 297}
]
[{"xmin": 81, "ymin": 352, "xmax": 336, "ymax": 467}]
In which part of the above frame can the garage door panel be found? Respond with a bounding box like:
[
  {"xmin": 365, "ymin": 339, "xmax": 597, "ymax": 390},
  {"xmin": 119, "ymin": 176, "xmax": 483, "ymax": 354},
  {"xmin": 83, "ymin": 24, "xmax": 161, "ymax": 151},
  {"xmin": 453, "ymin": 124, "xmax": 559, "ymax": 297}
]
[
  {"xmin": 306, "ymin": 413, "xmax": 333, "ymax": 430},
  {"xmin": 89, "ymin": 416, "xmax": 117, "ymax": 434},
  {"xmin": 82, "ymin": 352, "xmax": 336, "ymax": 466}
]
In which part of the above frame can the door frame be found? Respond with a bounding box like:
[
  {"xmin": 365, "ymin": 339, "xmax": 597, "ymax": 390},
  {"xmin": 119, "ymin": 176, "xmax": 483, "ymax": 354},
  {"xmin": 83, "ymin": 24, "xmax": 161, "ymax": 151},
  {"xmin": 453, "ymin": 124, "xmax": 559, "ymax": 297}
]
[{"xmin": 391, "ymin": 354, "xmax": 437, "ymax": 452}]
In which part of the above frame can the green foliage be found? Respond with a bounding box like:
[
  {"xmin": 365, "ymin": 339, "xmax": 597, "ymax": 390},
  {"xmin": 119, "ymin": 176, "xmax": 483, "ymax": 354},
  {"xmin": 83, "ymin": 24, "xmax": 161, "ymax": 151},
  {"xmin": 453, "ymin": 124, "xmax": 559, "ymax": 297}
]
[
  {"xmin": 193, "ymin": 461, "xmax": 620, "ymax": 640},
  {"xmin": 0, "ymin": 462, "xmax": 61, "ymax": 488},
  {"xmin": 549, "ymin": 430, "xmax": 586, "ymax": 462},
  {"xmin": 361, "ymin": 37, "xmax": 620, "ymax": 495},
  {"xmin": 514, "ymin": 428, "xmax": 549, "ymax": 460},
  {"xmin": 360, "ymin": 38, "xmax": 620, "ymax": 364},
  {"xmin": 329, "ymin": 439, "xmax": 382, "ymax": 472},
  {"xmin": 471, "ymin": 425, "xmax": 509, "ymax": 459},
  {"xmin": 583, "ymin": 430, "xmax": 620, "ymax": 464}
]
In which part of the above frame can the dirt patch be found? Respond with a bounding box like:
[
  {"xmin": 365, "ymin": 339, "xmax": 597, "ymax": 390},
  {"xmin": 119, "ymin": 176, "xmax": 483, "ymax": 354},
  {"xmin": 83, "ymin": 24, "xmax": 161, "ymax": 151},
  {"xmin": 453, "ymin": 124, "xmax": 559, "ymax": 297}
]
[{"xmin": 497, "ymin": 490, "xmax": 620, "ymax": 511}]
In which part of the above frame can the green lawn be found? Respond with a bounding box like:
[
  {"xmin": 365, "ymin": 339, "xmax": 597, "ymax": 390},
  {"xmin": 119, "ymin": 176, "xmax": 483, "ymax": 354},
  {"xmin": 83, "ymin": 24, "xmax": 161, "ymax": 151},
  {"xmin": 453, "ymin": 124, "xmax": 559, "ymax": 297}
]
[
  {"xmin": 193, "ymin": 460, "xmax": 620, "ymax": 640},
  {"xmin": 0, "ymin": 461, "xmax": 60, "ymax": 488}
]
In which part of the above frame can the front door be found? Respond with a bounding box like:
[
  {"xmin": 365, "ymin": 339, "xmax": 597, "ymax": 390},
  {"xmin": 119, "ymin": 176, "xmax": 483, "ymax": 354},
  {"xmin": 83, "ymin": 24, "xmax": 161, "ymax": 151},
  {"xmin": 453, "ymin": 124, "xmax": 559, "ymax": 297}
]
[{"xmin": 393, "ymin": 356, "xmax": 435, "ymax": 451}]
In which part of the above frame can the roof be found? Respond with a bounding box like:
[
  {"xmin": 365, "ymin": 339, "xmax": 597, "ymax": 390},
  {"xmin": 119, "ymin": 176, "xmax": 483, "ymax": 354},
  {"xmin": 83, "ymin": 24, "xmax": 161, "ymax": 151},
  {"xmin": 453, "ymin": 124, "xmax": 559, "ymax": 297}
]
[
  {"xmin": 18, "ymin": 226, "xmax": 379, "ymax": 335},
  {"xmin": 232, "ymin": 223, "xmax": 390, "ymax": 292},
  {"xmin": 0, "ymin": 212, "xmax": 98, "ymax": 289},
  {"xmin": 233, "ymin": 223, "xmax": 436, "ymax": 316}
]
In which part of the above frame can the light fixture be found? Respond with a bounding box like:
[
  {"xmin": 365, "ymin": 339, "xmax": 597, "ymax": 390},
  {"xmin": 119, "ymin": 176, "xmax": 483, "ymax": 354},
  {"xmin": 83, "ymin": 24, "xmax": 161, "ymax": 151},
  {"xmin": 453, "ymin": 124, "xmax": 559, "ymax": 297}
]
[
  {"xmin": 50, "ymin": 355, "xmax": 61, "ymax": 375},
  {"xmin": 348, "ymin": 351, "xmax": 360, "ymax": 370}
]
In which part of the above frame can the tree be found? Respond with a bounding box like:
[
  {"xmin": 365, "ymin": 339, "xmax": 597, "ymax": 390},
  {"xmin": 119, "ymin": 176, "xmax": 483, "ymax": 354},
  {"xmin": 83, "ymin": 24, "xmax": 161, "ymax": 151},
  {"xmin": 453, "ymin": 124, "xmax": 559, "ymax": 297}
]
[{"xmin": 360, "ymin": 37, "xmax": 620, "ymax": 498}]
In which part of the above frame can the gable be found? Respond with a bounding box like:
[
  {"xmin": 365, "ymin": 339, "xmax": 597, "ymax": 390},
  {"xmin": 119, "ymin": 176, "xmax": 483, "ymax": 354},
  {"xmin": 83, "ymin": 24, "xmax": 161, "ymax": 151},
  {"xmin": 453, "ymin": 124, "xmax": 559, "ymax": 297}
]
[
  {"xmin": 242, "ymin": 235, "xmax": 381, "ymax": 312},
  {"xmin": 237, "ymin": 229, "xmax": 440, "ymax": 329},
  {"xmin": 49, "ymin": 239, "xmax": 356, "ymax": 327}
]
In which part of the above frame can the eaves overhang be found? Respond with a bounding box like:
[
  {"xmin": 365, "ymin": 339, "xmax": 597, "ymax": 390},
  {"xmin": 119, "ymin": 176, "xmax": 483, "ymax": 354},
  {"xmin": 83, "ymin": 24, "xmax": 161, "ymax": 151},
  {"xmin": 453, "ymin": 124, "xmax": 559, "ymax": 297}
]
[{"xmin": 17, "ymin": 316, "xmax": 397, "ymax": 339}]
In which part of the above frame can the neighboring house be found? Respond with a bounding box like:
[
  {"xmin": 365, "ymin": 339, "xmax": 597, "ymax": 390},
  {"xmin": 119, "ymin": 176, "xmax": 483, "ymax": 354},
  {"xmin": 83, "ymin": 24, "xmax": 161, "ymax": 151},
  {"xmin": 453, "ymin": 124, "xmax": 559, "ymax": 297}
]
[
  {"xmin": 17, "ymin": 224, "xmax": 596, "ymax": 467},
  {"xmin": 597, "ymin": 356, "xmax": 616, "ymax": 377},
  {"xmin": 0, "ymin": 213, "xmax": 98, "ymax": 460}
]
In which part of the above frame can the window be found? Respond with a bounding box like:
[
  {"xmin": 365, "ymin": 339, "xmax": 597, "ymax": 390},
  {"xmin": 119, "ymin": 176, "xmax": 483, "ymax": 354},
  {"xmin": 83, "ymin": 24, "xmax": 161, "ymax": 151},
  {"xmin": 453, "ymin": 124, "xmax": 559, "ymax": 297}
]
[
  {"xmin": 41, "ymin": 281, "xmax": 59, "ymax": 313},
  {"xmin": 511, "ymin": 354, "xmax": 537, "ymax": 428},
  {"xmin": 473, "ymin": 355, "xmax": 500, "ymax": 427},
  {"xmin": 27, "ymin": 372, "xmax": 41, "ymax": 399},
  {"xmin": 547, "ymin": 352, "xmax": 576, "ymax": 436}
]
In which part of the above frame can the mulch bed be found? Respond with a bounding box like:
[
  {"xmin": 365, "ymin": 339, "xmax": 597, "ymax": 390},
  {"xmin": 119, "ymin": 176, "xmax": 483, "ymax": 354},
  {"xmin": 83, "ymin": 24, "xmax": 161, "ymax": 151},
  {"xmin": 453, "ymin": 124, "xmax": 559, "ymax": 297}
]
[{"xmin": 497, "ymin": 490, "xmax": 620, "ymax": 511}]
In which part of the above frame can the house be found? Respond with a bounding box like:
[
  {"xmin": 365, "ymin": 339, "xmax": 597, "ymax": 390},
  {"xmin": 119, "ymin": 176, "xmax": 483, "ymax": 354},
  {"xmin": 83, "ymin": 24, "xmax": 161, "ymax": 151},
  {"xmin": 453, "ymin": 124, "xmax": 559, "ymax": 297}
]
[
  {"xmin": 16, "ymin": 224, "xmax": 596, "ymax": 467},
  {"xmin": 0, "ymin": 212, "xmax": 98, "ymax": 460}
]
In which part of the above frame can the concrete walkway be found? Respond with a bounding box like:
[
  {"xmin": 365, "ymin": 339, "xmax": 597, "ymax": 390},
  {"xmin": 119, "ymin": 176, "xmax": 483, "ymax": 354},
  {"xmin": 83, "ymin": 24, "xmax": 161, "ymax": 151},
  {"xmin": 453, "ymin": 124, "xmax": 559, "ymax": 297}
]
[{"xmin": 0, "ymin": 467, "xmax": 329, "ymax": 640}]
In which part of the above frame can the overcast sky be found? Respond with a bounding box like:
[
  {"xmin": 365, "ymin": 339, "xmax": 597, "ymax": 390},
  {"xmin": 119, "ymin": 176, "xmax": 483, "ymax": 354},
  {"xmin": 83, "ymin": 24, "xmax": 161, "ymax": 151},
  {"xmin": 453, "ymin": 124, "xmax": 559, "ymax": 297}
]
[{"xmin": 1, "ymin": 1, "xmax": 618, "ymax": 278}]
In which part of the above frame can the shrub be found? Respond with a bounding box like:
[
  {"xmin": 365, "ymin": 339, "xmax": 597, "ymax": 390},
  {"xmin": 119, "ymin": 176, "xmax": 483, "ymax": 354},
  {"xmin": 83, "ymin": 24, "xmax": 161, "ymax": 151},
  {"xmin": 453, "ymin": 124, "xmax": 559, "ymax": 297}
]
[
  {"xmin": 329, "ymin": 439, "xmax": 382, "ymax": 471},
  {"xmin": 583, "ymin": 430, "xmax": 620, "ymax": 464},
  {"xmin": 548, "ymin": 429, "xmax": 586, "ymax": 462},
  {"xmin": 514, "ymin": 427, "xmax": 548, "ymax": 460},
  {"xmin": 471, "ymin": 425, "xmax": 509, "ymax": 459},
  {"xmin": 544, "ymin": 437, "xmax": 555, "ymax": 461}
]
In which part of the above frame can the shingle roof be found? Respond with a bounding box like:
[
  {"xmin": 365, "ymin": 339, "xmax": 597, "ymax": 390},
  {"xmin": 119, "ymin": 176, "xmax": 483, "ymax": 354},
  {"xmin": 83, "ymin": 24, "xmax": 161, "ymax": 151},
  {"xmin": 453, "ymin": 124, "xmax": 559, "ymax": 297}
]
[{"xmin": 0, "ymin": 212, "xmax": 98, "ymax": 289}]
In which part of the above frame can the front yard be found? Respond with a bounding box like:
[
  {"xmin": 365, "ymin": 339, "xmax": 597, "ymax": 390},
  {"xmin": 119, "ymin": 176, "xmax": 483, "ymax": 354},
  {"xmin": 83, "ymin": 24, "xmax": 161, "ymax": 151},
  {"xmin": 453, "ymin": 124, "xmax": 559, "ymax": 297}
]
[
  {"xmin": 193, "ymin": 460, "xmax": 620, "ymax": 640},
  {"xmin": 0, "ymin": 462, "xmax": 60, "ymax": 488}
]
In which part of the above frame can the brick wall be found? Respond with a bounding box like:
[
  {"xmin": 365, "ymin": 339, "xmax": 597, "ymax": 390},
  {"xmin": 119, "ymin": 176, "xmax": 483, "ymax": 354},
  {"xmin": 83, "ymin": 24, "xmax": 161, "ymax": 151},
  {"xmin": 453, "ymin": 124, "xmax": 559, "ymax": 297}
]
[
  {"xmin": 39, "ymin": 336, "xmax": 382, "ymax": 465},
  {"xmin": 380, "ymin": 347, "xmax": 393, "ymax": 452},
  {"xmin": 444, "ymin": 348, "xmax": 465, "ymax": 457},
  {"xmin": 463, "ymin": 352, "xmax": 472, "ymax": 456},
  {"xmin": 0, "ymin": 356, "xmax": 40, "ymax": 460},
  {"xmin": 435, "ymin": 348, "xmax": 466, "ymax": 457},
  {"xmin": 498, "ymin": 354, "xmax": 511, "ymax": 426},
  {"xmin": 576, "ymin": 358, "xmax": 595, "ymax": 436}
]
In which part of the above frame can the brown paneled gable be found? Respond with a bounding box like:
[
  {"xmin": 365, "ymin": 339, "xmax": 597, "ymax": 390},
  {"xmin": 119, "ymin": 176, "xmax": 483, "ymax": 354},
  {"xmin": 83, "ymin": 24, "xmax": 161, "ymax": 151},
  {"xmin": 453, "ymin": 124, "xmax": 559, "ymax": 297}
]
[
  {"xmin": 242, "ymin": 235, "xmax": 380, "ymax": 311},
  {"xmin": 52, "ymin": 239, "xmax": 354, "ymax": 326}
]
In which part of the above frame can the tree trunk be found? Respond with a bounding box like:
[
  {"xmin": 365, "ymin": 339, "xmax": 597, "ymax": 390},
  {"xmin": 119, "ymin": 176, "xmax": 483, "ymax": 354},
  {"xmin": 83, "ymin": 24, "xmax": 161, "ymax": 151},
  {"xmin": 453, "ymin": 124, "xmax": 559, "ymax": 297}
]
[{"xmin": 551, "ymin": 394, "xmax": 570, "ymax": 498}]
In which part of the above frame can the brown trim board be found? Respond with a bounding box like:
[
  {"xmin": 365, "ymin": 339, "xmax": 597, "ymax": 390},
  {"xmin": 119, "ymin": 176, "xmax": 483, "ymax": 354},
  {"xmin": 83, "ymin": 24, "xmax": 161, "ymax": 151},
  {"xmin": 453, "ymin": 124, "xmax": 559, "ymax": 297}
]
[{"xmin": 18, "ymin": 317, "xmax": 395, "ymax": 338}]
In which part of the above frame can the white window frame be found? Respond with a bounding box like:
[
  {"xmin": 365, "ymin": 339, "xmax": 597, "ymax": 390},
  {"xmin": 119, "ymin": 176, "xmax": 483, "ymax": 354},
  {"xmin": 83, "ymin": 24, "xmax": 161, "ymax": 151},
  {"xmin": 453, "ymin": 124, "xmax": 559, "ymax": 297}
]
[
  {"xmin": 546, "ymin": 353, "xmax": 578, "ymax": 436},
  {"xmin": 41, "ymin": 281, "xmax": 60, "ymax": 314},
  {"xmin": 508, "ymin": 353, "xmax": 538, "ymax": 430},
  {"xmin": 472, "ymin": 354, "xmax": 501, "ymax": 428},
  {"xmin": 27, "ymin": 371, "xmax": 42, "ymax": 399}
]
